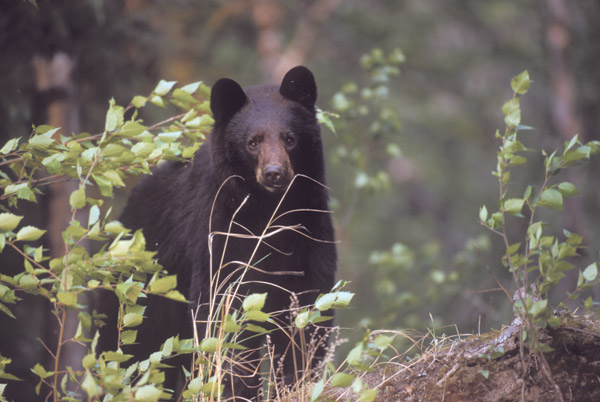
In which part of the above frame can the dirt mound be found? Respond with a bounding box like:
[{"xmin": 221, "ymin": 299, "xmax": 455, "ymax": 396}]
[{"xmin": 342, "ymin": 314, "xmax": 600, "ymax": 401}]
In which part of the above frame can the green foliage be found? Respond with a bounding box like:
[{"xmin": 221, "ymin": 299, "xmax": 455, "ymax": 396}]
[
  {"xmin": 0, "ymin": 76, "xmax": 358, "ymax": 399},
  {"xmin": 480, "ymin": 70, "xmax": 600, "ymax": 351},
  {"xmin": 328, "ymin": 48, "xmax": 404, "ymax": 193},
  {"xmin": 0, "ymin": 80, "xmax": 213, "ymax": 399}
]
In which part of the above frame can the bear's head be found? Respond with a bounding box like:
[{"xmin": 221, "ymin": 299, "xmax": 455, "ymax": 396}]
[{"xmin": 209, "ymin": 66, "xmax": 322, "ymax": 194}]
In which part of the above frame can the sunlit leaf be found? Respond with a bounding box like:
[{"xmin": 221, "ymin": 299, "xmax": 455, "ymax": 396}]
[
  {"xmin": 331, "ymin": 372, "xmax": 355, "ymax": 388},
  {"xmin": 153, "ymin": 80, "xmax": 177, "ymax": 96},
  {"xmin": 536, "ymin": 188, "xmax": 563, "ymax": 210},
  {"xmin": 510, "ymin": 70, "xmax": 531, "ymax": 95},
  {"xmin": 583, "ymin": 263, "xmax": 598, "ymax": 282},
  {"xmin": 123, "ymin": 313, "xmax": 143, "ymax": 328},
  {"xmin": 134, "ymin": 384, "xmax": 162, "ymax": 402},
  {"xmin": 0, "ymin": 138, "xmax": 20, "ymax": 154},
  {"xmin": 149, "ymin": 275, "xmax": 177, "ymax": 294},
  {"xmin": 69, "ymin": 187, "xmax": 86, "ymax": 209},
  {"xmin": 504, "ymin": 198, "xmax": 525, "ymax": 214},
  {"xmin": 310, "ymin": 379, "xmax": 324, "ymax": 402},
  {"xmin": 200, "ymin": 337, "xmax": 219, "ymax": 353},
  {"xmin": 57, "ymin": 292, "xmax": 78, "ymax": 308},
  {"xmin": 15, "ymin": 226, "xmax": 46, "ymax": 242},
  {"xmin": 242, "ymin": 293, "xmax": 267, "ymax": 311},
  {"xmin": 502, "ymin": 98, "xmax": 520, "ymax": 128},
  {"xmin": 0, "ymin": 213, "xmax": 23, "ymax": 233},
  {"xmin": 105, "ymin": 98, "xmax": 124, "ymax": 132}
]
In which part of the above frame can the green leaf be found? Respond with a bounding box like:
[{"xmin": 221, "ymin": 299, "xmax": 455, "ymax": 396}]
[
  {"xmin": 565, "ymin": 134, "xmax": 579, "ymax": 153},
  {"xmin": 164, "ymin": 290, "xmax": 187, "ymax": 302},
  {"xmin": 480, "ymin": 369, "xmax": 490, "ymax": 379},
  {"xmin": 134, "ymin": 384, "xmax": 162, "ymax": 402},
  {"xmin": 530, "ymin": 299, "xmax": 548, "ymax": 317},
  {"xmin": 557, "ymin": 182, "xmax": 578, "ymax": 197},
  {"xmin": 149, "ymin": 275, "xmax": 177, "ymax": 294},
  {"xmin": 373, "ymin": 335, "xmax": 393, "ymax": 350},
  {"xmin": 223, "ymin": 314, "xmax": 242, "ymax": 333},
  {"xmin": 506, "ymin": 242, "xmax": 521, "ymax": 256},
  {"xmin": 331, "ymin": 372, "xmax": 355, "ymax": 388},
  {"xmin": 509, "ymin": 155, "xmax": 527, "ymax": 166},
  {"xmin": 149, "ymin": 95, "xmax": 166, "ymax": 108},
  {"xmin": 69, "ymin": 187, "xmax": 86, "ymax": 209},
  {"xmin": 502, "ymin": 98, "xmax": 520, "ymax": 128},
  {"xmin": 200, "ymin": 380, "xmax": 224, "ymax": 397},
  {"xmin": 537, "ymin": 188, "xmax": 563, "ymax": 210},
  {"xmin": 81, "ymin": 372, "xmax": 101, "ymax": 397},
  {"xmin": 118, "ymin": 121, "xmax": 146, "ymax": 137},
  {"xmin": 121, "ymin": 330, "xmax": 137, "ymax": 345},
  {"xmin": 0, "ymin": 302, "xmax": 16, "ymax": 319},
  {"xmin": 131, "ymin": 95, "xmax": 147, "ymax": 108},
  {"xmin": 187, "ymin": 376, "xmax": 203, "ymax": 393},
  {"xmin": 102, "ymin": 170, "xmax": 126, "ymax": 187},
  {"xmin": 583, "ymin": 263, "xmax": 598, "ymax": 282},
  {"xmin": 315, "ymin": 293, "xmax": 337, "ymax": 311},
  {"xmin": 504, "ymin": 198, "xmax": 525, "ymax": 214},
  {"xmin": 81, "ymin": 354, "xmax": 96, "ymax": 369},
  {"xmin": 310, "ymin": 379, "xmax": 325, "ymax": 402},
  {"xmin": 563, "ymin": 146, "xmax": 590, "ymax": 164},
  {"xmin": 510, "ymin": 70, "xmax": 531, "ymax": 95},
  {"xmin": 104, "ymin": 351, "xmax": 133, "ymax": 363},
  {"xmin": 245, "ymin": 324, "xmax": 267, "ymax": 333},
  {"xmin": 29, "ymin": 132, "xmax": 55, "ymax": 150},
  {"xmin": 479, "ymin": 205, "xmax": 488, "ymax": 222},
  {"xmin": 105, "ymin": 98, "xmax": 124, "ymax": 132},
  {"xmin": 245, "ymin": 310, "xmax": 270, "ymax": 323},
  {"xmin": 123, "ymin": 313, "xmax": 143, "ymax": 328},
  {"xmin": 0, "ymin": 213, "xmax": 23, "ymax": 233},
  {"xmin": 153, "ymin": 80, "xmax": 177, "ymax": 96},
  {"xmin": 88, "ymin": 205, "xmax": 100, "ymax": 227},
  {"xmin": 347, "ymin": 344, "xmax": 362, "ymax": 367},
  {"xmin": 157, "ymin": 131, "xmax": 182, "ymax": 143},
  {"xmin": 0, "ymin": 138, "xmax": 20, "ymax": 154},
  {"xmin": 19, "ymin": 274, "xmax": 39, "ymax": 290},
  {"xmin": 200, "ymin": 337, "xmax": 219, "ymax": 353},
  {"xmin": 295, "ymin": 310, "xmax": 309, "ymax": 329},
  {"xmin": 31, "ymin": 363, "xmax": 49, "ymax": 379},
  {"xmin": 92, "ymin": 173, "xmax": 114, "ymax": 198},
  {"xmin": 358, "ymin": 388, "xmax": 378, "ymax": 402},
  {"xmin": 172, "ymin": 88, "xmax": 197, "ymax": 104},
  {"xmin": 15, "ymin": 226, "xmax": 46, "ymax": 242},
  {"xmin": 57, "ymin": 292, "xmax": 78, "ymax": 307},
  {"xmin": 242, "ymin": 293, "xmax": 267, "ymax": 311},
  {"xmin": 181, "ymin": 81, "xmax": 201, "ymax": 95}
]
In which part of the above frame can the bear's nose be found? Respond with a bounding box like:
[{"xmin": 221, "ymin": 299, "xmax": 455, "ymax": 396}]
[{"xmin": 264, "ymin": 164, "xmax": 284, "ymax": 186}]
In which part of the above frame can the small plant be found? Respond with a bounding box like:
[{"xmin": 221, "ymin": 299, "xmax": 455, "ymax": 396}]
[{"xmin": 479, "ymin": 70, "xmax": 600, "ymax": 398}]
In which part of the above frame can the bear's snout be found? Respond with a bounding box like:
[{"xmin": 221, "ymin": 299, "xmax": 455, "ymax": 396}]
[
  {"xmin": 260, "ymin": 162, "xmax": 292, "ymax": 192},
  {"xmin": 264, "ymin": 164, "xmax": 284, "ymax": 186}
]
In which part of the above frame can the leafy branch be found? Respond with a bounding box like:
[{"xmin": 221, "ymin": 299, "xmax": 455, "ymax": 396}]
[{"xmin": 479, "ymin": 70, "xmax": 600, "ymax": 400}]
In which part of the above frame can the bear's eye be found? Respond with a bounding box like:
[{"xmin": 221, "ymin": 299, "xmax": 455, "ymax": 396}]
[
  {"xmin": 247, "ymin": 137, "xmax": 260, "ymax": 150},
  {"xmin": 284, "ymin": 133, "xmax": 296, "ymax": 148}
]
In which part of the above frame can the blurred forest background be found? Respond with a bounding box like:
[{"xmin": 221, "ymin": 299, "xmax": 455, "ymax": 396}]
[{"xmin": 1, "ymin": 0, "xmax": 600, "ymax": 398}]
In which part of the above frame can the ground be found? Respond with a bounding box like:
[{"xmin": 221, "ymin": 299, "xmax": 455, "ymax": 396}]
[{"xmin": 328, "ymin": 313, "xmax": 600, "ymax": 401}]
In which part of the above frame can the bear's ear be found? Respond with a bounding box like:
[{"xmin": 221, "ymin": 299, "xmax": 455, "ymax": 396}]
[
  {"xmin": 279, "ymin": 66, "xmax": 317, "ymax": 110},
  {"xmin": 210, "ymin": 78, "xmax": 248, "ymax": 125}
]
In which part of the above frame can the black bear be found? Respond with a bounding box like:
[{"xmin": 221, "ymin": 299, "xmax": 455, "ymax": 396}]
[{"xmin": 112, "ymin": 66, "xmax": 337, "ymax": 399}]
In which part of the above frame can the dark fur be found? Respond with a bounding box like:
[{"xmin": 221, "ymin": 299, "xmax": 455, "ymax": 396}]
[{"xmin": 105, "ymin": 67, "xmax": 336, "ymax": 398}]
